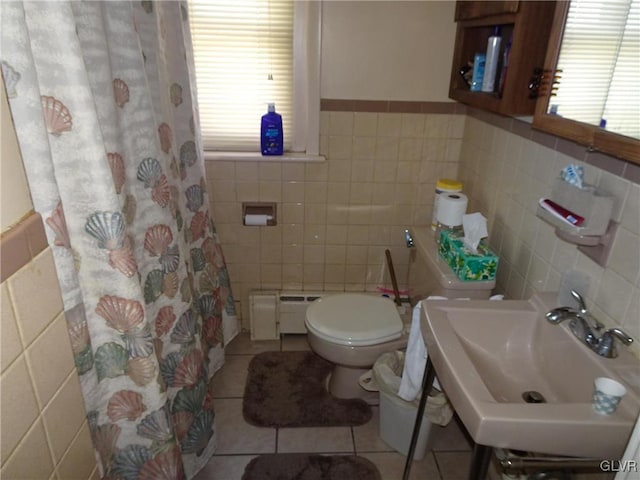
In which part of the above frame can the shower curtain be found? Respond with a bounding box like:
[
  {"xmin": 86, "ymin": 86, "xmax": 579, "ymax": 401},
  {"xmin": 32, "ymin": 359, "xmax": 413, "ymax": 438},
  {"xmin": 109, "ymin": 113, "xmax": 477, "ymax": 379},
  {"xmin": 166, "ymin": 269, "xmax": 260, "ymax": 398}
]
[{"xmin": 1, "ymin": 1, "xmax": 238, "ymax": 478}]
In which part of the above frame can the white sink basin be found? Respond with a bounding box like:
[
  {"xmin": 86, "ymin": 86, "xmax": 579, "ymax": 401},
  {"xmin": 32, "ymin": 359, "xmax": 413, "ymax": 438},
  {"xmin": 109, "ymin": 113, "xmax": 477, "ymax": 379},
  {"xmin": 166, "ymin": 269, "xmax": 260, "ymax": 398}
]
[{"xmin": 421, "ymin": 292, "xmax": 640, "ymax": 458}]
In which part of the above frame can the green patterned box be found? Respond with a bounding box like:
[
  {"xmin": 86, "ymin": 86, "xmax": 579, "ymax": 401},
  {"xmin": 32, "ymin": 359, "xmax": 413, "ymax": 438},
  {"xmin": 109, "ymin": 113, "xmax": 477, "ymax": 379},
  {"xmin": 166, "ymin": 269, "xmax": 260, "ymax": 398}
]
[{"xmin": 438, "ymin": 229, "xmax": 498, "ymax": 281}]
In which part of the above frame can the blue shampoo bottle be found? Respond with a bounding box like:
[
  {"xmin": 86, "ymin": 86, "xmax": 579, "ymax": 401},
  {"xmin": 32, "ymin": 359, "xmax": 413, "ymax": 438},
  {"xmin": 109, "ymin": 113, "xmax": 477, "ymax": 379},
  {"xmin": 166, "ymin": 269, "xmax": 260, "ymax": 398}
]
[{"xmin": 261, "ymin": 103, "xmax": 283, "ymax": 155}]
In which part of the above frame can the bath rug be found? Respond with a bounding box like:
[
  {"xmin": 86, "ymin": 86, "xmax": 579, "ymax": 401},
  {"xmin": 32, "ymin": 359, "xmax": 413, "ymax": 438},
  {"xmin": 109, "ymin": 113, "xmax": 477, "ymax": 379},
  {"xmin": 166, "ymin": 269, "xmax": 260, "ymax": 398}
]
[
  {"xmin": 242, "ymin": 454, "xmax": 382, "ymax": 480},
  {"xmin": 243, "ymin": 351, "xmax": 372, "ymax": 427}
]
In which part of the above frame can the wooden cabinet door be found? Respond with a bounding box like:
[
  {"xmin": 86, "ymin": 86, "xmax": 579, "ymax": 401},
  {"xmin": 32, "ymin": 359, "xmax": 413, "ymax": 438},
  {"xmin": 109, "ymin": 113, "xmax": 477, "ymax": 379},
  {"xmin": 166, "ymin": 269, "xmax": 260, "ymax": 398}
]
[{"xmin": 455, "ymin": 1, "xmax": 520, "ymax": 21}]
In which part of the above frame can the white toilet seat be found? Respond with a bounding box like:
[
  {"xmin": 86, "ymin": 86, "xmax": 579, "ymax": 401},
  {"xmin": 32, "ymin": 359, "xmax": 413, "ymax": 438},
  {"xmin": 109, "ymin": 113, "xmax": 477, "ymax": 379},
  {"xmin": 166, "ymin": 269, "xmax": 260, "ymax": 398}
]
[{"xmin": 305, "ymin": 294, "xmax": 403, "ymax": 347}]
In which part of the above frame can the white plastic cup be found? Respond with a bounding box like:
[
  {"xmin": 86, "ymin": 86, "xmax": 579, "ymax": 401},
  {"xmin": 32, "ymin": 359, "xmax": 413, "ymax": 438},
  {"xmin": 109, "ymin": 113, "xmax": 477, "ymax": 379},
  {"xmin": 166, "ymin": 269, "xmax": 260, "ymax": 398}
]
[{"xmin": 592, "ymin": 377, "xmax": 626, "ymax": 415}]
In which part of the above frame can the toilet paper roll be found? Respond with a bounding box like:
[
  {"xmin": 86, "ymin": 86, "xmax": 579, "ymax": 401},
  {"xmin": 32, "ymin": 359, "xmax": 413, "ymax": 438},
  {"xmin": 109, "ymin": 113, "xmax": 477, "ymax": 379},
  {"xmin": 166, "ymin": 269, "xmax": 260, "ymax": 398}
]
[
  {"xmin": 244, "ymin": 214, "xmax": 272, "ymax": 226},
  {"xmin": 437, "ymin": 193, "xmax": 468, "ymax": 227}
]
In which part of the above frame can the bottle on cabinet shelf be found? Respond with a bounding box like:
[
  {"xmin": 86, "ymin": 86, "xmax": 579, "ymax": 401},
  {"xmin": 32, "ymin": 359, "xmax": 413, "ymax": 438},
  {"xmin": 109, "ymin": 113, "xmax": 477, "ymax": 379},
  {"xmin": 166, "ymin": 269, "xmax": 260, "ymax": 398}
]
[
  {"xmin": 481, "ymin": 26, "xmax": 502, "ymax": 93},
  {"xmin": 497, "ymin": 35, "xmax": 512, "ymax": 97},
  {"xmin": 470, "ymin": 53, "xmax": 486, "ymax": 92}
]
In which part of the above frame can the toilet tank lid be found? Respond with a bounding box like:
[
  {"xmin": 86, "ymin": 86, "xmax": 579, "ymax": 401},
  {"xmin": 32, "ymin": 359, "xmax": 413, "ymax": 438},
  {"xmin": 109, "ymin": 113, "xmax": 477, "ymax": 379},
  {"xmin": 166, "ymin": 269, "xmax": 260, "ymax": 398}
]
[{"xmin": 305, "ymin": 294, "xmax": 403, "ymax": 346}]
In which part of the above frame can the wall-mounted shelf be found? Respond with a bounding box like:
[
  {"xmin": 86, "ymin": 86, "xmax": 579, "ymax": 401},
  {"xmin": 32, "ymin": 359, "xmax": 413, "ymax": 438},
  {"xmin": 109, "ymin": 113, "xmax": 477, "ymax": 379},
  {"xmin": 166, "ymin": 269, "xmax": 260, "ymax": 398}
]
[{"xmin": 536, "ymin": 178, "xmax": 617, "ymax": 267}]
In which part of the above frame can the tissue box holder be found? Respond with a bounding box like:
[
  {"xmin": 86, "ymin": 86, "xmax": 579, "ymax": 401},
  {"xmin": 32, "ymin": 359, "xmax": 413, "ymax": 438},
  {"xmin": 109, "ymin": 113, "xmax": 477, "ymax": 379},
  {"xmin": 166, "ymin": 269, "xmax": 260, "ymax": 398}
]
[{"xmin": 438, "ymin": 230, "xmax": 499, "ymax": 281}]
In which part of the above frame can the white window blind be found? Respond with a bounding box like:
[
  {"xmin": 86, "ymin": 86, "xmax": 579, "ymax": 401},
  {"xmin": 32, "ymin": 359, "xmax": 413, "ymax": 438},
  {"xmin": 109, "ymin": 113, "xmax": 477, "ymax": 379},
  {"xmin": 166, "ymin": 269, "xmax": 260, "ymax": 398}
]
[
  {"xmin": 603, "ymin": 0, "xmax": 639, "ymax": 138},
  {"xmin": 188, "ymin": 0, "xmax": 294, "ymax": 152},
  {"xmin": 552, "ymin": 0, "xmax": 639, "ymax": 139}
]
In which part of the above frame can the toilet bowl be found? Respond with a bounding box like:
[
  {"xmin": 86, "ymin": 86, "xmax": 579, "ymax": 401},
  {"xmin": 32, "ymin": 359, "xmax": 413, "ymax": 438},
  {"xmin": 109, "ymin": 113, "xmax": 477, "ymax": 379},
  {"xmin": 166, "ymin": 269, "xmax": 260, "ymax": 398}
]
[
  {"xmin": 305, "ymin": 293, "xmax": 407, "ymax": 402},
  {"xmin": 305, "ymin": 227, "xmax": 496, "ymax": 402}
]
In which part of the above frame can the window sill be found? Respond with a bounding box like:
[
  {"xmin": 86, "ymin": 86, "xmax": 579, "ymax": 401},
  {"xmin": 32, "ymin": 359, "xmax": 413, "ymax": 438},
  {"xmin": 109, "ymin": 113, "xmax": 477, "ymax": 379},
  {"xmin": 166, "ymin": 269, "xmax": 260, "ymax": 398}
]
[{"xmin": 204, "ymin": 151, "xmax": 325, "ymax": 163}]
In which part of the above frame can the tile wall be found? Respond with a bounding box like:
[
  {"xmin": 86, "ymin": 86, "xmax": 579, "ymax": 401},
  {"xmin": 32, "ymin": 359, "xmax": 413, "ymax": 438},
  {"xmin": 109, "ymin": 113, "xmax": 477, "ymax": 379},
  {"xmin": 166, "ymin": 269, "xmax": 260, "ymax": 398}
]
[
  {"xmin": 207, "ymin": 100, "xmax": 639, "ymax": 356},
  {"xmin": 206, "ymin": 102, "xmax": 467, "ymax": 329},
  {"xmin": 459, "ymin": 110, "xmax": 640, "ymax": 357},
  {"xmin": 0, "ymin": 214, "xmax": 98, "ymax": 480}
]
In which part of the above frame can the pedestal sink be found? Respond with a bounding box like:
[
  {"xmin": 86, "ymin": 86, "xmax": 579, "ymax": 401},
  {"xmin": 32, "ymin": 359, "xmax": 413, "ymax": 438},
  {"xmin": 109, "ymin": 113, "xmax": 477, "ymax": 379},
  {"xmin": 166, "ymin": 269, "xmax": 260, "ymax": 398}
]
[{"xmin": 420, "ymin": 292, "xmax": 640, "ymax": 459}]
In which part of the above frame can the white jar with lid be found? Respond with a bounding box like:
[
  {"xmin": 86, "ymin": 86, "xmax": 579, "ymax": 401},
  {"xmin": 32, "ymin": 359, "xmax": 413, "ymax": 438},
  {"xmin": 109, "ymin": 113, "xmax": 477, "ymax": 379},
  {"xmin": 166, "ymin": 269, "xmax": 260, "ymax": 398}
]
[{"xmin": 431, "ymin": 178, "xmax": 463, "ymax": 231}]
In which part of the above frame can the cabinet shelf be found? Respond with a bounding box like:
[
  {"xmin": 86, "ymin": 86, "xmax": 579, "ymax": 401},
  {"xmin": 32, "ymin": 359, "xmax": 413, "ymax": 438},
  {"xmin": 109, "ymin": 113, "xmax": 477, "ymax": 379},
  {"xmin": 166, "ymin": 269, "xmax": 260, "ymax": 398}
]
[{"xmin": 449, "ymin": 1, "xmax": 556, "ymax": 116}]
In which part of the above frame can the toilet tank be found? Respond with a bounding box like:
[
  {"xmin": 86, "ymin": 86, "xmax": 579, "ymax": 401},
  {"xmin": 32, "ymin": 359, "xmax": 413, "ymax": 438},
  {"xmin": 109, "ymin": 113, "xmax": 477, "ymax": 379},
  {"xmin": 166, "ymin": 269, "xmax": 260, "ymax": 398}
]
[{"xmin": 407, "ymin": 228, "xmax": 494, "ymax": 302}]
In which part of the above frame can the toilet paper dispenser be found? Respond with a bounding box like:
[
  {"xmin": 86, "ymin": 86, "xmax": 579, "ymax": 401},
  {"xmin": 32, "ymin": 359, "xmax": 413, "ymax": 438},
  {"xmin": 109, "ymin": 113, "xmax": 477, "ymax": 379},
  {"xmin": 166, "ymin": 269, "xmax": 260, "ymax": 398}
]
[{"xmin": 243, "ymin": 202, "xmax": 277, "ymax": 226}]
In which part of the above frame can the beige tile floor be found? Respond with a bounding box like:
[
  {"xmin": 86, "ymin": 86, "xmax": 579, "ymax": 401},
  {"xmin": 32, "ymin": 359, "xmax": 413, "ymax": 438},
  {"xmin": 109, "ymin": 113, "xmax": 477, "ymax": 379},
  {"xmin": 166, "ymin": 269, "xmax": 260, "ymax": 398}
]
[
  {"xmin": 194, "ymin": 333, "xmax": 476, "ymax": 480},
  {"xmin": 195, "ymin": 333, "xmax": 617, "ymax": 480}
]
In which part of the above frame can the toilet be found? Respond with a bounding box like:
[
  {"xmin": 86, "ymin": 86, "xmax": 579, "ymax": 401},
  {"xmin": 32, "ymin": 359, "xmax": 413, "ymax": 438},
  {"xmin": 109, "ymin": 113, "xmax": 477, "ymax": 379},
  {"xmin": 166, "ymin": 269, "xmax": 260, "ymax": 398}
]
[
  {"xmin": 305, "ymin": 228, "xmax": 495, "ymax": 401},
  {"xmin": 306, "ymin": 294, "xmax": 407, "ymax": 402}
]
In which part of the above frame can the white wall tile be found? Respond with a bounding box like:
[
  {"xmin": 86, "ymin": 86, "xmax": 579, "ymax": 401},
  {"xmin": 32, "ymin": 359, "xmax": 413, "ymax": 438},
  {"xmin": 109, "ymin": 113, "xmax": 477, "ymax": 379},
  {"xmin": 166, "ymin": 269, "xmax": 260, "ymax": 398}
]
[
  {"xmin": 352, "ymin": 137, "xmax": 377, "ymax": 160},
  {"xmin": 595, "ymin": 269, "xmax": 633, "ymax": 323},
  {"xmin": 305, "ymin": 162, "xmax": 329, "ymax": 182},
  {"xmin": 550, "ymin": 239, "xmax": 579, "ymax": 274},
  {"xmin": 353, "ymin": 113, "xmax": 378, "ymax": 137},
  {"xmin": 375, "ymin": 136, "xmax": 399, "ymax": 161},
  {"xmin": 598, "ymin": 171, "xmax": 630, "ymax": 222},
  {"xmin": 329, "ymin": 112, "xmax": 354, "ymax": 136},
  {"xmin": 400, "ymin": 114, "xmax": 425, "ymax": 138},
  {"xmin": 42, "ymin": 372, "xmax": 86, "ymax": 462},
  {"xmin": 622, "ymin": 290, "xmax": 640, "ymax": 341},
  {"xmin": 398, "ymin": 138, "xmax": 423, "ymax": 161},
  {"xmin": 328, "ymin": 136, "xmax": 353, "ymax": 159},
  {"xmin": 0, "ymin": 419, "xmax": 53, "ymax": 480},
  {"xmin": 259, "ymin": 162, "xmax": 282, "ymax": 181},
  {"xmin": 8, "ymin": 249, "xmax": 63, "ymax": 347},
  {"xmin": 608, "ymin": 227, "xmax": 640, "ymax": 284},
  {"xmin": 0, "ymin": 357, "xmax": 39, "ymax": 464},
  {"xmin": 377, "ymin": 113, "xmax": 402, "ymax": 137},
  {"xmin": 1, "ymin": 283, "xmax": 22, "ymax": 372},
  {"xmin": 56, "ymin": 422, "xmax": 96, "ymax": 480},
  {"xmin": 25, "ymin": 312, "xmax": 75, "ymax": 407},
  {"xmin": 621, "ymin": 183, "xmax": 640, "ymax": 236}
]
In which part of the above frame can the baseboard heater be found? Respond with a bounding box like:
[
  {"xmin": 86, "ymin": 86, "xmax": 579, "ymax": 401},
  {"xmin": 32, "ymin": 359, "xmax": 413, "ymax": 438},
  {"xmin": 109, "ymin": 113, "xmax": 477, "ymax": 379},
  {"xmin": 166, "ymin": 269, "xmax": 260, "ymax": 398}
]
[{"xmin": 249, "ymin": 291, "xmax": 328, "ymax": 340}]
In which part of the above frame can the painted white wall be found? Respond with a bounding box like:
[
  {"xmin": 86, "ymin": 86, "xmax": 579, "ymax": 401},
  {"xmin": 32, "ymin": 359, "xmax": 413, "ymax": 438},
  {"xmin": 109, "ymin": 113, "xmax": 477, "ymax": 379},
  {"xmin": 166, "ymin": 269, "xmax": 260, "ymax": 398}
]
[
  {"xmin": 320, "ymin": 0, "xmax": 456, "ymax": 101},
  {"xmin": 0, "ymin": 82, "xmax": 32, "ymax": 232}
]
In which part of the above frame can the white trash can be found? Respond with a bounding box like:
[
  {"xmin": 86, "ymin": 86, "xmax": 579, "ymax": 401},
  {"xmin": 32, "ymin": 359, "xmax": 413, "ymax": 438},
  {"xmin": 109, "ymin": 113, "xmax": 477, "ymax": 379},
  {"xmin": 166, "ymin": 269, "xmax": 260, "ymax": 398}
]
[
  {"xmin": 372, "ymin": 351, "xmax": 453, "ymax": 461},
  {"xmin": 379, "ymin": 389, "xmax": 434, "ymax": 460}
]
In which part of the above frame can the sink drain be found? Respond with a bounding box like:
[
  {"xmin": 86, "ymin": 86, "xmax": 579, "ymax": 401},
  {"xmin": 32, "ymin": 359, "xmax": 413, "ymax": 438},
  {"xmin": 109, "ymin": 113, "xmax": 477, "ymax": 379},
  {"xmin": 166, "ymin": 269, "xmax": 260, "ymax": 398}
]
[{"xmin": 522, "ymin": 391, "xmax": 546, "ymax": 403}]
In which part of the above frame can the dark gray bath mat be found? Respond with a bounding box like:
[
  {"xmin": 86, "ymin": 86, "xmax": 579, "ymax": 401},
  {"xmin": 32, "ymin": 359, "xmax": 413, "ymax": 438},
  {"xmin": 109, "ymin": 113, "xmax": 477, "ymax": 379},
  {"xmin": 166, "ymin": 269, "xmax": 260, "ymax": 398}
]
[
  {"xmin": 242, "ymin": 351, "xmax": 372, "ymax": 427},
  {"xmin": 242, "ymin": 454, "xmax": 382, "ymax": 480}
]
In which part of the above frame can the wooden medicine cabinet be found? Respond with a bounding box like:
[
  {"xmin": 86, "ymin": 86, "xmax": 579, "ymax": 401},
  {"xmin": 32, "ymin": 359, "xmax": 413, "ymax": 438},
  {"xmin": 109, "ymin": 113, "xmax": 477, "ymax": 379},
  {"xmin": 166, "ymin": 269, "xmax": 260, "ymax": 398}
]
[
  {"xmin": 449, "ymin": 1, "xmax": 557, "ymax": 116},
  {"xmin": 454, "ymin": 1, "xmax": 520, "ymax": 21}
]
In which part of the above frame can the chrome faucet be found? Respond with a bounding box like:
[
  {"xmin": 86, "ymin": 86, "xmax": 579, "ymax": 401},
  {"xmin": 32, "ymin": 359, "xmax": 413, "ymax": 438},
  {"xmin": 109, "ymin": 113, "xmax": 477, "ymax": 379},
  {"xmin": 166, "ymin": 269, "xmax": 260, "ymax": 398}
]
[
  {"xmin": 569, "ymin": 290, "xmax": 604, "ymax": 331},
  {"xmin": 404, "ymin": 229, "xmax": 414, "ymax": 248},
  {"xmin": 546, "ymin": 290, "xmax": 634, "ymax": 358}
]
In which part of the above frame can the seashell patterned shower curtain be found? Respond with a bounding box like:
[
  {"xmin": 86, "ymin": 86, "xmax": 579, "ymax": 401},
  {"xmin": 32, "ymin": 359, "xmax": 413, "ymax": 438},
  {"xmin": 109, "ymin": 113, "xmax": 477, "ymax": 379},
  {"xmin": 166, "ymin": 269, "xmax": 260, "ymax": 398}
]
[{"xmin": 1, "ymin": 1, "xmax": 238, "ymax": 478}]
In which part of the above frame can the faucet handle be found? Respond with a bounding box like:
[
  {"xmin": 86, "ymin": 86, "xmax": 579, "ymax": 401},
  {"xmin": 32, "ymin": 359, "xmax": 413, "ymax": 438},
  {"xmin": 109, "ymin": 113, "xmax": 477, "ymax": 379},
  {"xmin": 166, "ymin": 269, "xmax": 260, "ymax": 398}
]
[
  {"xmin": 570, "ymin": 290, "xmax": 604, "ymax": 330},
  {"xmin": 605, "ymin": 328, "xmax": 634, "ymax": 345},
  {"xmin": 596, "ymin": 328, "xmax": 634, "ymax": 358},
  {"xmin": 570, "ymin": 290, "xmax": 587, "ymax": 314}
]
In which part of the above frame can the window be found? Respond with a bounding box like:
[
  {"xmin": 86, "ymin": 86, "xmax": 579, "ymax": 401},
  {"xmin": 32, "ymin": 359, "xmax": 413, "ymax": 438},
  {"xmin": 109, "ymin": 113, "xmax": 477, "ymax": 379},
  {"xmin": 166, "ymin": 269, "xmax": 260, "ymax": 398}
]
[
  {"xmin": 550, "ymin": 0, "xmax": 639, "ymax": 139},
  {"xmin": 188, "ymin": 0, "xmax": 320, "ymax": 156}
]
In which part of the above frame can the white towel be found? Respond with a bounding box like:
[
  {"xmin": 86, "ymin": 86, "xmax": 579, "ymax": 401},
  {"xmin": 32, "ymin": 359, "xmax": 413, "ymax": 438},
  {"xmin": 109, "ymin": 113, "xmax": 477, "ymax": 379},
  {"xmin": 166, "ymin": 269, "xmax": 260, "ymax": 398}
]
[
  {"xmin": 398, "ymin": 300, "xmax": 441, "ymax": 401},
  {"xmin": 397, "ymin": 295, "xmax": 502, "ymax": 402}
]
